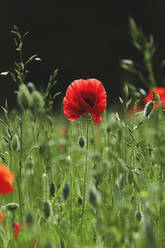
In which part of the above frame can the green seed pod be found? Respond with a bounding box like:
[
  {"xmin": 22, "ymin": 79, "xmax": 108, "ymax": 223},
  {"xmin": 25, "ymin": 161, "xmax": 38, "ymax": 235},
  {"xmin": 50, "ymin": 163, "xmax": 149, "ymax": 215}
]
[
  {"xmin": 31, "ymin": 90, "xmax": 44, "ymax": 112},
  {"xmin": 11, "ymin": 134, "xmax": 20, "ymax": 151},
  {"xmin": 89, "ymin": 190, "xmax": 97, "ymax": 208},
  {"xmin": 144, "ymin": 101, "xmax": 154, "ymax": 118},
  {"xmin": 44, "ymin": 201, "xmax": 51, "ymax": 219},
  {"xmin": 17, "ymin": 84, "xmax": 32, "ymax": 110},
  {"xmin": 26, "ymin": 212, "xmax": 34, "ymax": 227},
  {"xmin": 78, "ymin": 136, "xmax": 85, "ymax": 148},
  {"xmin": 5, "ymin": 203, "xmax": 19, "ymax": 211},
  {"xmin": 49, "ymin": 182, "xmax": 56, "ymax": 197},
  {"xmin": 78, "ymin": 196, "xmax": 83, "ymax": 205},
  {"xmin": 63, "ymin": 183, "xmax": 70, "ymax": 200}
]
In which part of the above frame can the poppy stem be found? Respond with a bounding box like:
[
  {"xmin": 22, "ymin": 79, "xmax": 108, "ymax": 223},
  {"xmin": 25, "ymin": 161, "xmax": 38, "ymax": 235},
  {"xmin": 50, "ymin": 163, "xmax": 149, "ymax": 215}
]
[{"xmin": 80, "ymin": 117, "xmax": 89, "ymax": 241}]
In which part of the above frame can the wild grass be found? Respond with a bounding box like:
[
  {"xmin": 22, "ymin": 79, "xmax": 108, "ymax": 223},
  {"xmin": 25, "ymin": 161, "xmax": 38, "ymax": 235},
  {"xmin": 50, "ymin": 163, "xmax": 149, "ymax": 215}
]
[
  {"xmin": 0, "ymin": 20, "xmax": 165, "ymax": 247},
  {"xmin": 0, "ymin": 104, "xmax": 165, "ymax": 248}
]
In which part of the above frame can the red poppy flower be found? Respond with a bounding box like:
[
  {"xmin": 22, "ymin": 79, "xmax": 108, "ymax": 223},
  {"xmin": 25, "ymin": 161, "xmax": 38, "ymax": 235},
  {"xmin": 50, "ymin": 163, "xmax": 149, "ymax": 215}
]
[
  {"xmin": 63, "ymin": 78, "xmax": 107, "ymax": 123},
  {"xmin": 0, "ymin": 211, "xmax": 5, "ymax": 223},
  {"xmin": 129, "ymin": 103, "xmax": 144, "ymax": 117},
  {"xmin": 14, "ymin": 222, "xmax": 26, "ymax": 240},
  {"xmin": 144, "ymin": 87, "xmax": 165, "ymax": 108},
  {"xmin": 0, "ymin": 164, "xmax": 14, "ymax": 195}
]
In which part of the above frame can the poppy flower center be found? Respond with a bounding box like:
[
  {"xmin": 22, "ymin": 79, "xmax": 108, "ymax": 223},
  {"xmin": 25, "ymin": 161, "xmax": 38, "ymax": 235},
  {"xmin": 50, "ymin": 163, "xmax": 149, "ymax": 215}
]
[{"xmin": 83, "ymin": 97, "xmax": 95, "ymax": 108}]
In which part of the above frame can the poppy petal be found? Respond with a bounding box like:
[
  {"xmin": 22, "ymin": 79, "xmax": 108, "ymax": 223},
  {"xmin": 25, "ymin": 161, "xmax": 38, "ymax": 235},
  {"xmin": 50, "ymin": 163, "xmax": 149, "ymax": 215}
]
[{"xmin": 63, "ymin": 78, "xmax": 106, "ymax": 122}]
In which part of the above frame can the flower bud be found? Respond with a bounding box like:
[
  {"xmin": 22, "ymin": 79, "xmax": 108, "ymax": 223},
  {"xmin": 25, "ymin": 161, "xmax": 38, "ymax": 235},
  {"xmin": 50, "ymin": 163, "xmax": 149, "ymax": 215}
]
[
  {"xmin": 17, "ymin": 84, "xmax": 32, "ymax": 110},
  {"xmin": 89, "ymin": 190, "xmax": 97, "ymax": 208},
  {"xmin": 26, "ymin": 212, "xmax": 34, "ymax": 227},
  {"xmin": 78, "ymin": 136, "xmax": 85, "ymax": 148},
  {"xmin": 5, "ymin": 203, "xmax": 19, "ymax": 211},
  {"xmin": 63, "ymin": 183, "xmax": 70, "ymax": 200},
  {"xmin": 49, "ymin": 182, "xmax": 55, "ymax": 197},
  {"xmin": 31, "ymin": 90, "xmax": 44, "ymax": 112},
  {"xmin": 89, "ymin": 189, "xmax": 100, "ymax": 208},
  {"xmin": 44, "ymin": 201, "xmax": 51, "ymax": 219}
]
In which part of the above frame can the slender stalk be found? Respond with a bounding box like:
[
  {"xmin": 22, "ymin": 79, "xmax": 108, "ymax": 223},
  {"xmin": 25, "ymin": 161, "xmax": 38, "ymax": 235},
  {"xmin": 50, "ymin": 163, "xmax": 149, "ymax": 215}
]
[
  {"xmin": 80, "ymin": 117, "xmax": 89, "ymax": 240},
  {"xmin": 17, "ymin": 113, "xmax": 24, "ymax": 223}
]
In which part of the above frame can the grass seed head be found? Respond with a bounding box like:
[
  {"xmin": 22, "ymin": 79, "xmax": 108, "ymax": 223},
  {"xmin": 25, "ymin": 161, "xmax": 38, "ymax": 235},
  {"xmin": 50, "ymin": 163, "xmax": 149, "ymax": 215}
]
[{"xmin": 144, "ymin": 101, "xmax": 154, "ymax": 118}]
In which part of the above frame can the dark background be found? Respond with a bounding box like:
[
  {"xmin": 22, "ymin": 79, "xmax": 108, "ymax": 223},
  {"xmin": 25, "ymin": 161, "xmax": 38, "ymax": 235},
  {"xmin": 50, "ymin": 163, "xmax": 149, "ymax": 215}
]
[{"xmin": 1, "ymin": 0, "xmax": 165, "ymax": 110}]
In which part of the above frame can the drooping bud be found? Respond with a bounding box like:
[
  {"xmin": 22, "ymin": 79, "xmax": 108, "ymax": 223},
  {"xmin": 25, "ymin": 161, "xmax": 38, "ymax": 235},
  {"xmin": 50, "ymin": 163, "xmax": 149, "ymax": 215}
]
[
  {"xmin": 63, "ymin": 183, "xmax": 70, "ymax": 200},
  {"xmin": 5, "ymin": 203, "xmax": 19, "ymax": 211},
  {"xmin": 89, "ymin": 188, "xmax": 100, "ymax": 208},
  {"xmin": 78, "ymin": 196, "xmax": 83, "ymax": 205},
  {"xmin": 17, "ymin": 84, "xmax": 32, "ymax": 110},
  {"xmin": 78, "ymin": 136, "xmax": 85, "ymax": 148},
  {"xmin": 26, "ymin": 212, "xmax": 34, "ymax": 227},
  {"xmin": 44, "ymin": 201, "xmax": 51, "ymax": 219},
  {"xmin": 49, "ymin": 182, "xmax": 56, "ymax": 197},
  {"xmin": 89, "ymin": 190, "xmax": 97, "ymax": 208}
]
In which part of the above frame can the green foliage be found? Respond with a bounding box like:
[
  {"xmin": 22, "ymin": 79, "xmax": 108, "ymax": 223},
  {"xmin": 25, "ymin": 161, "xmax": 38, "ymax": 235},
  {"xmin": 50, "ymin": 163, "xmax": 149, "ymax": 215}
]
[{"xmin": 121, "ymin": 18, "xmax": 157, "ymax": 89}]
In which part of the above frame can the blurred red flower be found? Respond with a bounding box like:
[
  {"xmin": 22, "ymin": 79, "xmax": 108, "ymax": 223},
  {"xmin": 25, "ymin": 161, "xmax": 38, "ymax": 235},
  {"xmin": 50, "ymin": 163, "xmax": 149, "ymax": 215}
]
[
  {"xmin": 63, "ymin": 78, "xmax": 106, "ymax": 123},
  {"xmin": 144, "ymin": 87, "xmax": 165, "ymax": 108},
  {"xmin": 14, "ymin": 222, "xmax": 20, "ymax": 240},
  {"xmin": 129, "ymin": 103, "xmax": 144, "ymax": 117},
  {"xmin": 14, "ymin": 222, "xmax": 27, "ymax": 240},
  {"xmin": 0, "ymin": 164, "xmax": 14, "ymax": 195},
  {"xmin": 0, "ymin": 211, "xmax": 5, "ymax": 223}
]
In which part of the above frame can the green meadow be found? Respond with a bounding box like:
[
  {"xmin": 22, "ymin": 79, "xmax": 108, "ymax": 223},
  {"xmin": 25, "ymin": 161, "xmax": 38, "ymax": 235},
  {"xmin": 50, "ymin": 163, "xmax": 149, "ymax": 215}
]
[{"xmin": 0, "ymin": 20, "xmax": 165, "ymax": 248}]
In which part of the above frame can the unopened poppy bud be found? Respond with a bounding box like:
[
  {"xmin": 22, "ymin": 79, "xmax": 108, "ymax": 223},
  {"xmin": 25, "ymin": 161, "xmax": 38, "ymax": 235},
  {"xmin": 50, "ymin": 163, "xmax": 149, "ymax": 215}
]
[
  {"xmin": 26, "ymin": 212, "xmax": 34, "ymax": 226},
  {"xmin": 78, "ymin": 196, "xmax": 83, "ymax": 205},
  {"xmin": 31, "ymin": 90, "xmax": 44, "ymax": 112},
  {"xmin": 89, "ymin": 188, "xmax": 100, "ymax": 208},
  {"xmin": 135, "ymin": 210, "xmax": 143, "ymax": 222},
  {"xmin": 5, "ymin": 203, "xmax": 19, "ymax": 211},
  {"xmin": 17, "ymin": 84, "xmax": 32, "ymax": 110},
  {"xmin": 63, "ymin": 183, "xmax": 70, "ymax": 200},
  {"xmin": 89, "ymin": 190, "xmax": 97, "ymax": 208},
  {"xmin": 78, "ymin": 136, "xmax": 85, "ymax": 148},
  {"xmin": 44, "ymin": 201, "xmax": 51, "ymax": 219},
  {"xmin": 49, "ymin": 182, "xmax": 56, "ymax": 197},
  {"xmin": 11, "ymin": 134, "xmax": 20, "ymax": 151},
  {"xmin": 144, "ymin": 101, "xmax": 154, "ymax": 118}
]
